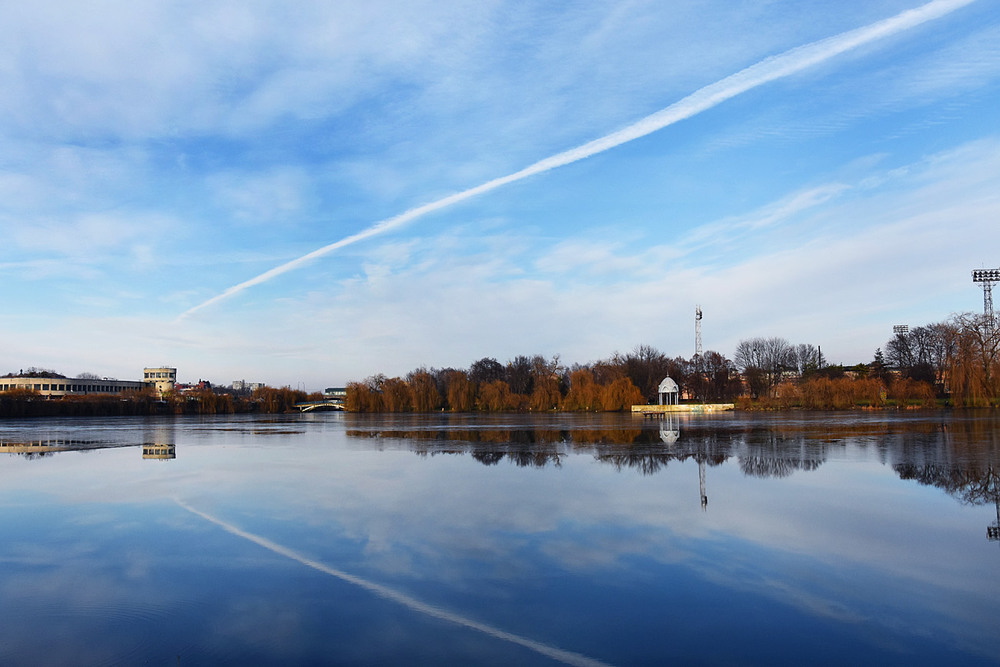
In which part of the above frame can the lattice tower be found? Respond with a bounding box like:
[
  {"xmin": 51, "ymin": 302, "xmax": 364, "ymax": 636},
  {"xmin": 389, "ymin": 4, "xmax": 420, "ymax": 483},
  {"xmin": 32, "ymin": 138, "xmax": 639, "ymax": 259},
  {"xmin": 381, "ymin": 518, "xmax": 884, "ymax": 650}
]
[
  {"xmin": 695, "ymin": 305, "xmax": 703, "ymax": 358},
  {"xmin": 973, "ymin": 268, "xmax": 999, "ymax": 323}
]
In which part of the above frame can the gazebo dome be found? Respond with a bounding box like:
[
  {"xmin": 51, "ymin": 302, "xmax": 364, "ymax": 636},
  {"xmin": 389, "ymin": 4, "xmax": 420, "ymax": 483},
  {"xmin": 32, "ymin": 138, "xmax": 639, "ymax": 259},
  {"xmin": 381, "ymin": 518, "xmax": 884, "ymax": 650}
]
[{"xmin": 658, "ymin": 377, "xmax": 678, "ymax": 394}]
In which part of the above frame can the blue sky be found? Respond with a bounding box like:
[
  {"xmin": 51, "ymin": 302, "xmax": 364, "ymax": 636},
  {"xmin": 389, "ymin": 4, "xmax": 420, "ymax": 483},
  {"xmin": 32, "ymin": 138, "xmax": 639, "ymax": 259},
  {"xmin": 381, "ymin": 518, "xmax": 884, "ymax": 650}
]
[{"xmin": 2, "ymin": 0, "xmax": 999, "ymax": 389}]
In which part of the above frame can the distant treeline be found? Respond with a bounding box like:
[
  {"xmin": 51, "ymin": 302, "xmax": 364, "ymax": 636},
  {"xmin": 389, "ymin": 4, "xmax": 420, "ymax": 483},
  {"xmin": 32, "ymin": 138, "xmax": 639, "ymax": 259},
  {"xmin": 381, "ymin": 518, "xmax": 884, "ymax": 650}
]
[
  {"xmin": 735, "ymin": 311, "xmax": 1000, "ymax": 408},
  {"xmin": 348, "ymin": 310, "xmax": 1000, "ymax": 412},
  {"xmin": 347, "ymin": 347, "xmax": 743, "ymax": 413},
  {"xmin": 0, "ymin": 386, "xmax": 319, "ymax": 419}
]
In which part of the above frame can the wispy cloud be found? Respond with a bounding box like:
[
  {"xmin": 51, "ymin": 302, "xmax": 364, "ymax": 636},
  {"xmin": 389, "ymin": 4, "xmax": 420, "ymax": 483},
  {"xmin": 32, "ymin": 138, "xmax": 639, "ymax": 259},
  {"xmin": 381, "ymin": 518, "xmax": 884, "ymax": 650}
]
[
  {"xmin": 179, "ymin": 0, "xmax": 977, "ymax": 320},
  {"xmin": 680, "ymin": 183, "xmax": 850, "ymax": 251}
]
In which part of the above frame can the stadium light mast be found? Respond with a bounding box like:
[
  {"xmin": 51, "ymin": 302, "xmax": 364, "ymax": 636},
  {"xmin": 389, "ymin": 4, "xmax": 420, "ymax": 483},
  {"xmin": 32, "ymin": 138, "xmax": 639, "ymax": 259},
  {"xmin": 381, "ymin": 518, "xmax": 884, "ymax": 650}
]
[{"xmin": 972, "ymin": 268, "xmax": 1000, "ymax": 323}]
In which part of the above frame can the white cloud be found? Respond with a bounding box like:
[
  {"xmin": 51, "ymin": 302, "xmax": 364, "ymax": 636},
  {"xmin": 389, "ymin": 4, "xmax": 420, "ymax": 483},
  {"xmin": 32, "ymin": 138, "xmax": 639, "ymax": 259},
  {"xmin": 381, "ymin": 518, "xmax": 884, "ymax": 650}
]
[{"xmin": 208, "ymin": 167, "xmax": 311, "ymax": 225}]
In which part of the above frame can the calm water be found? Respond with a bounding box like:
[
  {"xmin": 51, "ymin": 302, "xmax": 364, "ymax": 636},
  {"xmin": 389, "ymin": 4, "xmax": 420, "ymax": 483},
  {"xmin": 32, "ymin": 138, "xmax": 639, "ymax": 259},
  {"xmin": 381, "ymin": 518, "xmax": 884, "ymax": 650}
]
[{"xmin": 0, "ymin": 410, "xmax": 998, "ymax": 666}]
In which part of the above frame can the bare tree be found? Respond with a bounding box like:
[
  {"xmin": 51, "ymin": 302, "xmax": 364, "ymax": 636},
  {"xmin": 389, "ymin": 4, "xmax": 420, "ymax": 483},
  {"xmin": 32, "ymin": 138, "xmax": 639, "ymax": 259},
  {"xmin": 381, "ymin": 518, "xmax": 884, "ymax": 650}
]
[
  {"xmin": 885, "ymin": 324, "xmax": 949, "ymax": 386},
  {"xmin": 505, "ymin": 355, "xmax": 534, "ymax": 395},
  {"xmin": 468, "ymin": 358, "xmax": 504, "ymax": 386},
  {"xmin": 792, "ymin": 344, "xmax": 822, "ymax": 375},
  {"xmin": 734, "ymin": 337, "xmax": 794, "ymax": 398},
  {"xmin": 616, "ymin": 345, "xmax": 686, "ymax": 404}
]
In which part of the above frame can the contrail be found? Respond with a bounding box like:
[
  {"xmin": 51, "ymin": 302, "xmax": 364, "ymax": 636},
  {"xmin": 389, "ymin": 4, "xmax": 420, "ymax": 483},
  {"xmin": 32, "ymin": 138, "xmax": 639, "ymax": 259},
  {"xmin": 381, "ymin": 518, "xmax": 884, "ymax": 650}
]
[
  {"xmin": 179, "ymin": 0, "xmax": 975, "ymax": 319},
  {"xmin": 176, "ymin": 499, "xmax": 612, "ymax": 667}
]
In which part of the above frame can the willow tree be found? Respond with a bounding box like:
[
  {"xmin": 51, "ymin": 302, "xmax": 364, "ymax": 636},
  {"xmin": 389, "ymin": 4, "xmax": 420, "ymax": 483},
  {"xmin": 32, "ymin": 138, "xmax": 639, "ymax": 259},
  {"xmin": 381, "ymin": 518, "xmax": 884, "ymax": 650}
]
[{"xmin": 947, "ymin": 313, "xmax": 1000, "ymax": 406}]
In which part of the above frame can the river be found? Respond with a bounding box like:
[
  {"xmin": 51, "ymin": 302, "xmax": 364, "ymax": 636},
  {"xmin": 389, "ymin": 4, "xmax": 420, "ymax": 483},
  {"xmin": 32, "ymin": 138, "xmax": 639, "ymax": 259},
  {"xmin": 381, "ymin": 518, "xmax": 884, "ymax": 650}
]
[{"xmin": 0, "ymin": 410, "xmax": 997, "ymax": 665}]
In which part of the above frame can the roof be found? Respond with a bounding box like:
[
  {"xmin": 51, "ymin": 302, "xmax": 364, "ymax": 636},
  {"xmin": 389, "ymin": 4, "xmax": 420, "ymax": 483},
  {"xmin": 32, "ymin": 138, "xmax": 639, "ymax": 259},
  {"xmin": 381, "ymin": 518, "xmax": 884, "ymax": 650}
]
[{"xmin": 658, "ymin": 377, "xmax": 679, "ymax": 393}]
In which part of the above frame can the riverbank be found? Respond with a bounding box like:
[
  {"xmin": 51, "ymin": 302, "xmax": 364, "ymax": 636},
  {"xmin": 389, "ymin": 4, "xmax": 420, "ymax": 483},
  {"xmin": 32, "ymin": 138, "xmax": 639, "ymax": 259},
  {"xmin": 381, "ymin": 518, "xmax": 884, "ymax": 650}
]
[
  {"xmin": 0, "ymin": 387, "xmax": 319, "ymax": 418},
  {"xmin": 631, "ymin": 403, "xmax": 735, "ymax": 415}
]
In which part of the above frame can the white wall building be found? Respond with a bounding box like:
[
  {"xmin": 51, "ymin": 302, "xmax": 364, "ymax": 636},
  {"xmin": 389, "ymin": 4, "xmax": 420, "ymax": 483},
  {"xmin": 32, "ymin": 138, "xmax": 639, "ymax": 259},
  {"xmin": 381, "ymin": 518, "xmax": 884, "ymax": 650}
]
[
  {"xmin": 143, "ymin": 367, "xmax": 177, "ymax": 395},
  {"xmin": 0, "ymin": 376, "xmax": 145, "ymax": 396}
]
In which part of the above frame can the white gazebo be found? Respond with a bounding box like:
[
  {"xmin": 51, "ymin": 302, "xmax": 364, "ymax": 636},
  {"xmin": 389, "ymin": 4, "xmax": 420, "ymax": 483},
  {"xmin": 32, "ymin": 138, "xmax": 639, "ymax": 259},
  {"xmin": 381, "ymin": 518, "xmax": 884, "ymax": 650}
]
[{"xmin": 658, "ymin": 377, "xmax": 679, "ymax": 406}]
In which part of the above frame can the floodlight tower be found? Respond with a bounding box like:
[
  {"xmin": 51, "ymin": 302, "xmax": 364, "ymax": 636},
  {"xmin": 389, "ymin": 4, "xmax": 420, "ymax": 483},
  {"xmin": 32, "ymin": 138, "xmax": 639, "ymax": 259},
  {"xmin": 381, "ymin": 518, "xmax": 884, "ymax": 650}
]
[
  {"xmin": 695, "ymin": 305, "xmax": 703, "ymax": 358},
  {"xmin": 972, "ymin": 268, "xmax": 1000, "ymax": 322},
  {"xmin": 893, "ymin": 324, "xmax": 909, "ymax": 336}
]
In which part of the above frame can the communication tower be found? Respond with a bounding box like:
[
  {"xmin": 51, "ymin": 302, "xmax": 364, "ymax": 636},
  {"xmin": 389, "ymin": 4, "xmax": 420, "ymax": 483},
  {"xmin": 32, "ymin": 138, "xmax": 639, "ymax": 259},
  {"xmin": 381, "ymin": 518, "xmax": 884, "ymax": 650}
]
[
  {"xmin": 695, "ymin": 305, "xmax": 703, "ymax": 358},
  {"xmin": 972, "ymin": 268, "xmax": 999, "ymax": 322}
]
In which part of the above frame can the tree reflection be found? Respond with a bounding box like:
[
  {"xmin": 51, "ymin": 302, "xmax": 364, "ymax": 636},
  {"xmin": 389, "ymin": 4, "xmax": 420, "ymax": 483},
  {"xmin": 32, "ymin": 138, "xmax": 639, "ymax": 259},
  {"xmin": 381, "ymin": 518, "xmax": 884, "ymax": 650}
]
[
  {"xmin": 894, "ymin": 458, "xmax": 1000, "ymax": 544},
  {"xmin": 346, "ymin": 414, "xmax": 1000, "ymax": 525},
  {"xmin": 347, "ymin": 413, "xmax": 1000, "ymax": 542}
]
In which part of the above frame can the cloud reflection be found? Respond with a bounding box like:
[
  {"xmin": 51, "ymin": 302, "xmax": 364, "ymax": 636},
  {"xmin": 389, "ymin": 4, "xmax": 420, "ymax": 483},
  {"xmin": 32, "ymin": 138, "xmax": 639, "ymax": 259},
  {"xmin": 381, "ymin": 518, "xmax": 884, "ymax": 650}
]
[{"xmin": 175, "ymin": 499, "xmax": 612, "ymax": 667}]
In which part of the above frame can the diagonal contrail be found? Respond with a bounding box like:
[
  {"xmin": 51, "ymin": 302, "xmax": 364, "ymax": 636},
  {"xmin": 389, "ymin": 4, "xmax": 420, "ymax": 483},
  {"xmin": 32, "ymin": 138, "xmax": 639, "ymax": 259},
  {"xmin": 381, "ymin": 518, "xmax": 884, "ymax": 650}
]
[
  {"xmin": 178, "ymin": 0, "xmax": 976, "ymax": 319},
  {"xmin": 176, "ymin": 499, "xmax": 613, "ymax": 667}
]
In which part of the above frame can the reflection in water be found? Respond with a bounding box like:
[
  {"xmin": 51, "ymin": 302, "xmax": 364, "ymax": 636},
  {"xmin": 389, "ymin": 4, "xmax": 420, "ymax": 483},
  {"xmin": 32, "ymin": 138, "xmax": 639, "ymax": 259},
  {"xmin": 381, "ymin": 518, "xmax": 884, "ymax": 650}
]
[
  {"xmin": 895, "ymin": 459, "xmax": 1000, "ymax": 546},
  {"xmin": 658, "ymin": 414, "xmax": 680, "ymax": 444},
  {"xmin": 176, "ymin": 499, "xmax": 611, "ymax": 667},
  {"xmin": 346, "ymin": 413, "xmax": 1000, "ymax": 532},
  {"xmin": 142, "ymin": 444, "xmax": 176, "ymax": 460},
  {"xmin": 886, "ymin": 415, "xmax": 1000, "ymax": 545},
  {"xmin": 0, "ymin": 439, "xmax": 178, "ymax": 461},
  {"xmin": 0, "ymin": 439, "xmax": 105, "ymax": 457},
  {"xmin": 0, "ymin": 419, "xmax": 180, "ymax": 461},
  {"xmin": 0, "ymin": 412, "xmax": 998, "ymax": 664}
]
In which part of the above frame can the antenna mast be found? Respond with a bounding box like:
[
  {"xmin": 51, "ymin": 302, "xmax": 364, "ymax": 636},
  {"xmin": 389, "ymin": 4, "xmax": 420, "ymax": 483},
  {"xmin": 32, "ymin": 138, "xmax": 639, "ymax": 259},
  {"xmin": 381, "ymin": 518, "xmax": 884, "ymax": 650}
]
[{"xmin": 694, "ymin": 305, "xmax": 703, "ymax": 357}]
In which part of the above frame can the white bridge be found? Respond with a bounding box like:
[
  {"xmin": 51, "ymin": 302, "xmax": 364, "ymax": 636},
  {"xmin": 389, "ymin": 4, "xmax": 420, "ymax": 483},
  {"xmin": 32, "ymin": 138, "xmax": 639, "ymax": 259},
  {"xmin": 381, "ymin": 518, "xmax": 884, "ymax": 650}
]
[{"xmin": 294, "ymin": 399, "xmax": 345, "ymax": 412}]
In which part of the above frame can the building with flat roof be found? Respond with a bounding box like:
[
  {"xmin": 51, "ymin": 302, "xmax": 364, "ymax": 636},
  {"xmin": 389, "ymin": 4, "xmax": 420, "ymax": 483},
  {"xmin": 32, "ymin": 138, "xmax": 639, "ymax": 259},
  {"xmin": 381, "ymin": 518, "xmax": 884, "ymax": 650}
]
[
  {"xmin": 143, "ymin": 367, "xmax": 177, "ymax": 395},
  {"xmin": 0, "ymin": 376, "xmax": 144, "ymax": 396},
  {"xmin": 0, "ymin": 366, "xmax": 180, "ymax": 398}
]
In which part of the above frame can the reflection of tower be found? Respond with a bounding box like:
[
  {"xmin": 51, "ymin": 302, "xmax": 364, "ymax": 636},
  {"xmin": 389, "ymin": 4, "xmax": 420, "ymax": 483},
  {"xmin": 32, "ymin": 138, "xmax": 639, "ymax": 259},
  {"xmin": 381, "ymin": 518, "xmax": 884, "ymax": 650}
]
[
  {"xmin": 694, "ymin": 306, "xmax": 703, "ymax": 358},
  {"xmin": 142, "ymin": 443, "xmax": 176, "ymax": 460},
  {"xmin": 698, "ymin": 457, "xmax": 707, "ymax": 510},
  {"xmin": 989, "ymin": 496, "xmax": 1000, "ymax": 545},
  {"xmin": 656, "ymin": 419, "xmax": 706, "ymax": 510}
]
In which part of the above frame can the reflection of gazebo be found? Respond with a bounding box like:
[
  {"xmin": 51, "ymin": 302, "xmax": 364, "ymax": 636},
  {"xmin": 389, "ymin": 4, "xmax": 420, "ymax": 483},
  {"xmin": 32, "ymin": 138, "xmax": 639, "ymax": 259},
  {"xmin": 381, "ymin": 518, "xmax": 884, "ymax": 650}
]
[
  {"xmin": 658, "ymin": 377, "xmax": 679, "ymax": 405},
  {"xmin": 658, "ymin": 414, "xmax": 679, "ymax": 444}
]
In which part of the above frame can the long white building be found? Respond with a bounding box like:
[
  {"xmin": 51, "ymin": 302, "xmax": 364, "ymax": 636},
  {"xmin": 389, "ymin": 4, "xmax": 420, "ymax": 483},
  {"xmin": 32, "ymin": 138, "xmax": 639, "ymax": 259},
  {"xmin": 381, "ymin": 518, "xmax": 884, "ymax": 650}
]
[
  {"xmin": 1, "ymin": 366, "xmax": 179, "ymax": 397},
  {"xmin": 0, "ymin": 376, "xmax": 145, "ymax": 396}
]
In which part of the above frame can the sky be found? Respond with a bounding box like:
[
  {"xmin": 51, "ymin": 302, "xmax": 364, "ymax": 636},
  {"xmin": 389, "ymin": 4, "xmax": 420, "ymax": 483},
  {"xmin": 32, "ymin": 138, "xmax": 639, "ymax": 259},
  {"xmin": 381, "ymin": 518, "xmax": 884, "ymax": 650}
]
[{"xmin": 2, "ymin": 0, "xmax": 999, "ymax": 389}]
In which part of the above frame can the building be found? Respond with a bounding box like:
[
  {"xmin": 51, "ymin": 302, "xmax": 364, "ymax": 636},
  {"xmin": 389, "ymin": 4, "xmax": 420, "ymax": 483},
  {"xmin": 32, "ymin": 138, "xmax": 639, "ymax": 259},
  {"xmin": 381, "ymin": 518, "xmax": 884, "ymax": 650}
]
[
  {"xmin": 0, "ymin": 375, "xmax": 145, "ymax": 396},
  {"xmin": 233, "ymin": 380, "xmax": 265, "ymax": 392},
  {"xmin": 658, "ymin": 377, "xmax": 680, "ymax": 405},
  {"xmin": 0, "ymin": 366, "xmax": 179, "ymax": 398},
  {"xmin": 143, "ymin": 367, "xmax": 177, "ymax": 395}
]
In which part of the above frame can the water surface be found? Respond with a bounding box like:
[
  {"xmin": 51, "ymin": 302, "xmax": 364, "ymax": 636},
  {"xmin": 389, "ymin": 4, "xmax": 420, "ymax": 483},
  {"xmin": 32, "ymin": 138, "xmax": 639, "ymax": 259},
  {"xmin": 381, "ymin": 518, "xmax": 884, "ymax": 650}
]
[{"xmin": 0, "ymin": 411, "xmax": 997, "ymax": 665}]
